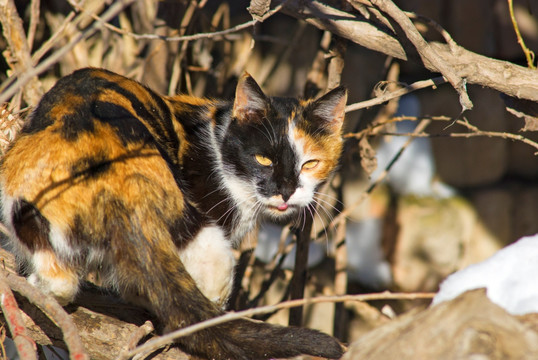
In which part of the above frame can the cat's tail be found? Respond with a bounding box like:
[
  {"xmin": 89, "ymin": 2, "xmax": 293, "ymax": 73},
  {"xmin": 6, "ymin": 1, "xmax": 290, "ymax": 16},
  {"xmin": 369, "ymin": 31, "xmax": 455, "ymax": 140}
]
[
  {"xmin": 194, "ymin": 317, "xmax": 345, "ymax": 360},
  {"xmin": 122, "ymin": 242, "xmax": 343, "ymax": 360}
]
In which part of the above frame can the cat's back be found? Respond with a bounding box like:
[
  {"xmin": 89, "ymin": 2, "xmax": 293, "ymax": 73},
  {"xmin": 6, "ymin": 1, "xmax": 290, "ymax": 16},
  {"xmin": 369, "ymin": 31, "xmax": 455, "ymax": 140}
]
[{"xmin": 0, "ymin": 68, "xmax": 188, "ymax": 242}]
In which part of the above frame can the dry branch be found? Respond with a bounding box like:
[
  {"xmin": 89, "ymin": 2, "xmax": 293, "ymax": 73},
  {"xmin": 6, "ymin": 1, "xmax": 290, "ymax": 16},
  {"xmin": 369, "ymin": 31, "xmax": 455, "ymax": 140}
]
[
  {"xmin": 345, "ymin": 76, "xmax": 446, "ymax": 113},
  {"xmin": 0, "ymin": 242, "xmax": 434, "ymax": 360},
  {"xmin": 275, "ymin": 0, "xmax": 538, "ymax": 103},
  {"xmin": 0, "ymin": 0, "xmax": 136, "ymax": 105},
  {"xmin": 0, "ymin": 247, "xmax": 189, "ymax": 360},
  {"xmin": 0, "ymin": 267, "xmax": 37, "ymax": 360},
  {"xmin": 369, "ymin": 0, "xmax": 472, "ymax": 111},
  {"xmin": 0, "ymin": 0, "xmax": 43, "ymax": 107},
  {"xmin": 124, "ymin": 288, "xmax": 434, "ymax": 358},
  {"xmin": 5, "ymin": 271, "xmax": 89, "ymax": 360}
]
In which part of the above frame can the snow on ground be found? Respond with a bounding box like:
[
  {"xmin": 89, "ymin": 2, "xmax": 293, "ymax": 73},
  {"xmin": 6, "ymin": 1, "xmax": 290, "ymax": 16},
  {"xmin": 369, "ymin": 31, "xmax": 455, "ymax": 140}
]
[{"xmin": 433, "ymin": 233, "xmax": 538, "ymax": 315}]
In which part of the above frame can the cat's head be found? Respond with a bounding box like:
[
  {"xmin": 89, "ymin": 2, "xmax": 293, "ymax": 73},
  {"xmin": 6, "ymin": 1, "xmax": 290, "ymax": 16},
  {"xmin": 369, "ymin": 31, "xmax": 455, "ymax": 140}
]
[{"xmin": 220, "ymin": 73, "xmax": 347, "ymax": 222}]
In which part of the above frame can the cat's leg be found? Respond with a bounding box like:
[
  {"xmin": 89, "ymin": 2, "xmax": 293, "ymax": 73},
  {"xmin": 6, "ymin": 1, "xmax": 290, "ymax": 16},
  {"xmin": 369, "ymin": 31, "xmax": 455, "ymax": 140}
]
[
  {"xmin": 27, "ymin": 250, "xmax": 79, "ymax": 305},
  {"xmin": 6, "ymin": 198, "xmax": 80, "ymax": 305},
  {"xmin": 179, "ymin": 225, "xmax": 235, "ymax": 307}
]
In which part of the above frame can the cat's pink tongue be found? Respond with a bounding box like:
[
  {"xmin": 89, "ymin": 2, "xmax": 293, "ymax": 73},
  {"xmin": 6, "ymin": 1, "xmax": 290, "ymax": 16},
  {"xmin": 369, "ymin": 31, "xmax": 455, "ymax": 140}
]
[{"xmin": 277, "ymin": 203, "xmax": 288, "ymax": 211}]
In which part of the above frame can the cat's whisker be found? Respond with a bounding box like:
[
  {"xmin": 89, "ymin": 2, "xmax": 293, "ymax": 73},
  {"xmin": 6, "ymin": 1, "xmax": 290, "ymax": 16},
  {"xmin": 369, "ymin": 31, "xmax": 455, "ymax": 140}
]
[
  {"xmin": 310, "ymin": 199, "xmax": 333, "ymax": 243},
  {"xmin": 261, "ymin": 116, "xmax": 278, "ymax": 146},
  {"xmin": 200, "ymin": 186, "xmax": 224, "ymax": 201},
  {"xmin": 312, "ymin": 195, "xmax": 341, "ymax": 215},
  {"xmin": 206, "ymin": 196, "xmax": 233, "ymax": 215},
  {"xmin": 313, "ymin": 191, "xmax": 343, "ymax": 209},
  {"xmin": 216, "ymin": 192, "xmax": 258, "ymax": 225},
  {"xmin": 312, "ymin": 199, "xmax": 335, "ymax": 223},
  {"xmin": 257, "ymin": 121, "xmax": 277, "ymax": 146}
]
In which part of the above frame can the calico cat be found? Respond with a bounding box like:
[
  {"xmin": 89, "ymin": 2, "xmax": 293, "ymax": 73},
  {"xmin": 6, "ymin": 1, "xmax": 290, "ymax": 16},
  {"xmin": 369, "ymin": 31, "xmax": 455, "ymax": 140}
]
[{"xmin": 0, "ymin": 68, "xmax": 347, "ymax": 359}]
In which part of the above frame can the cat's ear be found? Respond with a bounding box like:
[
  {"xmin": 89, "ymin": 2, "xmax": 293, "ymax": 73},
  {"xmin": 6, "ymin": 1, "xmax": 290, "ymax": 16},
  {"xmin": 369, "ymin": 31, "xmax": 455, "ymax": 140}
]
[
  {"xmin": 232, "ymin": 72, "xmax": 268, "ymax": 122},
  {"xmin": 309, "ymin": 87, "xmax": 347, "ymax": 132}
]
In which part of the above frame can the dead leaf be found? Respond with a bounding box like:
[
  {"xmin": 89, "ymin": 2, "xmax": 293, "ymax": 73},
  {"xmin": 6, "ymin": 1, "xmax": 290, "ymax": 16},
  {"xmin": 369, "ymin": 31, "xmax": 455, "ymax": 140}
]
[{"xmin": 359, "ymin": 136, "xmax": 377, "ymax": 175}]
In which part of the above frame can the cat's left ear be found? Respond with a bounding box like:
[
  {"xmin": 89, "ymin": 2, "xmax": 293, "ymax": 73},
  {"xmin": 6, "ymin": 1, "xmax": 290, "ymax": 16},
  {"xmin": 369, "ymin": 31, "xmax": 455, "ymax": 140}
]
[
  {"xmin": 309, "ymin": 87, "xmax": 348, "ymax": 132},
  {"xmin": 232, "ymin": 72, "xmax": 268, "ymax": 122}
]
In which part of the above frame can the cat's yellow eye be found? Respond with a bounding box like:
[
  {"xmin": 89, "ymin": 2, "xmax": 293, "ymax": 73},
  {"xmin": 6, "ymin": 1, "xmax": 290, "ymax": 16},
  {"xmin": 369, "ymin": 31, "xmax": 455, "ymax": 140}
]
[
  {"xmin": 302, "ymin": 160, "xmax": 319, "ymax": 170},
  {"xmin": 255, "ymin": 154, "xmax": 273, "ymax": 167}
]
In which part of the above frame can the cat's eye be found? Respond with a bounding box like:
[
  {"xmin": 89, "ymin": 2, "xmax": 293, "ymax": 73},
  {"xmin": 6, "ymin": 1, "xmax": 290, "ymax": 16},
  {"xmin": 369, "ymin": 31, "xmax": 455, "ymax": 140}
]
[
  {"xmin": 255, "ymin": 154, "xmax": 273, "ymax": 167},
  {"xmin": 302, "ymin": 160, "xmax": 319, "ymax": 170}
]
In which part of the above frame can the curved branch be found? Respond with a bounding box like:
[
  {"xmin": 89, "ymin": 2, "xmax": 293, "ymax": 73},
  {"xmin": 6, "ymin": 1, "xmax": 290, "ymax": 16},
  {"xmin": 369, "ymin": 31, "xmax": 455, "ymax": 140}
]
[
  {"xmin": 275, "ymin": 0, "xmax": 538, "ymax": 102},
  {"xmin": 370, "ymin": 0, "xmax": 472, "ymax": 110},
  {"xmin": 5, "ymin": 272, "xmax": 90, "ymax": 360}
]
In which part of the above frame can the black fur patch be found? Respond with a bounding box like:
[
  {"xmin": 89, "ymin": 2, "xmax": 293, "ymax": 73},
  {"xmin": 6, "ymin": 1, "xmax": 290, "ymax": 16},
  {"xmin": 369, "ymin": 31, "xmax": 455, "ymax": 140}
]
[
  {"xmin": 61, "ymin": 112, "xmax": 95, "ymax": 140},
  {"xmin": 92, "ymin": 101, "xmax": 155, "ymax": 146},
  {"xmin": 70, "ymin": 153, "xmax": 112, "ymax": 180},
  {"xmin": 11, "ymin": 199, "xmax": 51, "ymax": 251}
]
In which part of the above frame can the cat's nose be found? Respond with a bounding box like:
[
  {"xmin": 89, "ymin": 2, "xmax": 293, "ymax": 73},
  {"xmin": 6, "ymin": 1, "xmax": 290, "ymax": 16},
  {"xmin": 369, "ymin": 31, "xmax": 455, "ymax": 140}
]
[{"xmin": 280, "ymin": 186, "xmax": 295, "ymax": 202}]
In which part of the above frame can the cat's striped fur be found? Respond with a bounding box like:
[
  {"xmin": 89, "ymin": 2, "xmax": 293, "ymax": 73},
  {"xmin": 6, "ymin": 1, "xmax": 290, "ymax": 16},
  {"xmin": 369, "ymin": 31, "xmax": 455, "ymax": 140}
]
[{"xmin": 0, "ymin": 68, "xmax": 347, "ymax": 359}]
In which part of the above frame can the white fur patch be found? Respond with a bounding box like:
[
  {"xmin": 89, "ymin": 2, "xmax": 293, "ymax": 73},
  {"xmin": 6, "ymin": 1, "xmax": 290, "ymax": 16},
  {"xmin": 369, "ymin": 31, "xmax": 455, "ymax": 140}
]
[
  {"xmin": 286, "ymin": 122, "xmax": 317, "ymax": 208},
  {"xmin": 49, "ymin": 224, "xmax": 77, "ymax": 259},
  {"xmin": 179, "ymin": 226, "xmax": 235, "ymax": 306},
  {"xmin": 30, "ymin": 250, "xmax": 79, "ymax": 305},
  {"xmin": 1, "ymin": 192, "xmax": 15, "ymax": 235},
  {"xmin": 210, "ymin": 125, "xmax": 258, "ymax": 242}
]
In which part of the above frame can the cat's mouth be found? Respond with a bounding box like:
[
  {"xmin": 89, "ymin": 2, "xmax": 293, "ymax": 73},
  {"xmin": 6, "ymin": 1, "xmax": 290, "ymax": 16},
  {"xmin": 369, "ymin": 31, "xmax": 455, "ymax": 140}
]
[{"xmin": 267, "ymin": 203, "xmax": 298, "ymax": 215}]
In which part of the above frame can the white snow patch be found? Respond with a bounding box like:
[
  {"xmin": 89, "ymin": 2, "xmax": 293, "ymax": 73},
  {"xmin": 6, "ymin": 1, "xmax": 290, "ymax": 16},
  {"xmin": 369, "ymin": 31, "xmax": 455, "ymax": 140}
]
[{"xmin": 432, "ymin": 233, "xmax": 538, "ymax": 315}]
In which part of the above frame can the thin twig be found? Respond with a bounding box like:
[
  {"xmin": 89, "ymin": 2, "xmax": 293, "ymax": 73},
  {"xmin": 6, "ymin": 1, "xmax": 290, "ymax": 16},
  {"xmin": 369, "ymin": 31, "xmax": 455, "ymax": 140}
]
[
  {"xmin": 167, "ymin": 0, "xmax": 199, "ymax": 95},
  {"xmin": 345, "ymin": 76, "xmax": 446, "ymax": 113},
  {"xmin": 0, "ymin": 0, "xmax": 135, "ymax": 106},
  {"xmin": 382, "ymin": 119, "xmax": 538, "ymax": 155},
  {"xmin": 0, "ymin": 269, "xmax": 37, "ymax": 360},
  {"xmin": 26, "ymin": 0, "xmax": 40, "ymax": 52},
  {"xmin": 507, "ymin": 0, "xmax": 535, "ymax": 69},
  {"xmin": 332, "ymin": 119, "xmax": 431, "ymax": 226},
  {"xmin": 29, "ymin": 3, "xmax": 81, "ymax": 64},
  {"xmin": 116, "ymin": 321, "xmax": 154, "ymax": 360},
  {"xmin": 122, "ymin": 291, "xmax": 435, "ymax": 359},
  {"xmin": 70, "ymin": 0, "xmax": 286, "ymax": 43},
  {"xmin": 406, "ymin": 12, "xmax": 458, "ymax": 52}
]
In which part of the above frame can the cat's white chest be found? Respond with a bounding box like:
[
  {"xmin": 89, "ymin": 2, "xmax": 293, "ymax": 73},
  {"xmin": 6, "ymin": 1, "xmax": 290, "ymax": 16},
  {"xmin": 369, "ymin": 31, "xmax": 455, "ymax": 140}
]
[{"xmin": 179, "ymin": 225, "xmax": 235, "ymax": 306}]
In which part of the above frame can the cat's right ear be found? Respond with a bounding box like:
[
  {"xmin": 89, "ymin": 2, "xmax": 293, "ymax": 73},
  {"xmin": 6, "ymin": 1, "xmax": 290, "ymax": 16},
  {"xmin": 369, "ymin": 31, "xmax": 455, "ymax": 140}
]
[
  {"xmin": 232, "ymin": 72, "xmax": 268, "ymax": 122},
  {"xmin": 308, "ymin": 86, "xmax": 347, "ymax": 133}
]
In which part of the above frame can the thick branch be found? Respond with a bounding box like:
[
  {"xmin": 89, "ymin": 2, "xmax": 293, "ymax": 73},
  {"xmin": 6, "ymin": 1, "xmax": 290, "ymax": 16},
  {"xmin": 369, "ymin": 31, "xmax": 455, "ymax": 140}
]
[
  {"xmin": 370, "ymin": 0, "xmax": 472, "ymax": 110},
  {"xmin": 275, "ymin": 0, "xmax": 538, "ymax": 102}
]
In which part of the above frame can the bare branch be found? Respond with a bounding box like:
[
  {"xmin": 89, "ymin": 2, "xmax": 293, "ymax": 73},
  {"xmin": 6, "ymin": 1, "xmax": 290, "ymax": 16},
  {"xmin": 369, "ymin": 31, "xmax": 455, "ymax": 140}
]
[
  {"xmin": 345, "ymin": 76, "xmax": 446, "ymax": 113},
  {"xmin": 0, "ymin": 0, "xmax": 43, "ymax": 106},
  {"xmin": 124, "ymin": 290, "xmax": 435, "ymax": 359},
  {"xmin": 369, "ymin": 0, "xmax": 473, "ymax": 111},
  {"xmin": 0, "ymin": 0, "xmax": 136, "ymax": 105},
  {"xmin": 5, "ymin": 272, "xmax": 90, "ymax": 360},
  {"xmin": 332, "ymin": 119, "xmax": 432, "ymax": 226},
  {"xmin": 275, "ymin": 0, "xmax": 538, "ymax": 103},
  {"xmin": 0, "ymin": 269, "xmax": 37, "ymax": 360}
]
